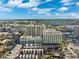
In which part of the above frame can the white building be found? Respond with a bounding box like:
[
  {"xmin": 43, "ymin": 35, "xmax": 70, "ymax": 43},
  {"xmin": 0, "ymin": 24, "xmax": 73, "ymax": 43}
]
[
  {"xmin": 17, "ymin": 48, "xmax": 43, "ymax": 59},
  {"xmin": 20, "ymin": 35, "xmax": 42, "ymax": 48},
  {"xmin": 65, "ymin": 25, "xmax": 78, "ymax": 31},
  {"xmin": 43, "ymin": 29, "xmax": 63, "ymax": 44},
  {"xmin": 43, "ymin": 29, "xmax": 63, "ymax": 48}
]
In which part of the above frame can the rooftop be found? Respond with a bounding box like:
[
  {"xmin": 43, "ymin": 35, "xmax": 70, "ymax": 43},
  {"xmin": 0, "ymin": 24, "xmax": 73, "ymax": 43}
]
[
  {"xmin": 20, "ymin": 35, "xmax": 32, "ymax": 39},
  {"xmin": 13, "ymin": 24, "xmax": 45, "ymax": 27},
  {"xmin": 43, "ymin": 29, "xmax": 62, "ymax": 34},
  {"xmin": 20, "ymin": 35, "xmax": 42, "ymax": 40}
]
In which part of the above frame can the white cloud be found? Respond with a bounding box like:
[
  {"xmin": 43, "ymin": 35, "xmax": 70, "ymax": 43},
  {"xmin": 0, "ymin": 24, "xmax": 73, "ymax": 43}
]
[
  {"xmin": 70, "ymin": 13, "xmax": 77, "ymax": 17},
  {"xmin": 7, "ymin": 0, "xmax": 37, "ymax": 8},
  {"xmin": 32, "ymin": 7, "xmax": 38, "ymax": 11},
  {"xmin": 7, "ymin": 0, "xmax": 22, "ymax": 8},
  {"xmin": 61, "ymin": 0, "xmax": 74, "ymax": 6},
  {"xmin": 46, "ymin": 13, "xmax": 51, "ymax": 15},
  {"xmin": 0, "ymin": 0, "xmax": 40, "ymax": 10},
  {"xmin": 58, "ymin": 13, "xmax": 79, "ymax": 19},
  {"xmin": 54, "ymin": 13, "xmax": 79, "ymax": 19},
  {"xmin": 33, "ymin": 7, "xmax": 52, "ymax": 11},
  {"xmin": 37, "ymin": 9, "xmax": 50, "ymax": 14},
  {"xmin": 67, "ymin": 13, "xmax": 78, "ymax": 17},
  {"xmin": 29, "ymin": 0, "xmax": 41, "ymax": 3},
  {"xmin": 55, "ymin": 13, "xmax": 61, "ymax": 16},
  {"xmin": 76, "ymin": 2, "xmax": 79, "ymax": 6},
  {"xmin": 3, "ymin": 0, "xmax": 52, "ymax": 9},
  {"xmin": 32, "ymin": 7, "xmax": 52, "ymax": 14},
  {"xmin": 0, "ymin": 1, "xmax": 2, "ymax": 4},
  {"xmin": 45, "ymin": 0, "xmax": 52, "ymax": 2},
  {"xmin": 59, "ymin": 7, "xmax": 68, "ymax": 11},
  {"xmin": 39, "ymin": 0, "xmax": 52, "ymax": 4},
  {"xmin": 7, "ymin": 0, "xmax": 40, "ymax": 8},
  {"xmin": 63, "ymin": 2, "xmax": 74, "ymax": 6},
  {"xmin": 61, "ymin": 0, "xmax": 71, "ymax": 3},
  {"xmin": 0, "ymin": 6, "xmax": 12, "ymax": 12},
  {"xmin": 0, "ymin": 1, "xmax": 12, "ymax": 12},
  {"xmin": 29, "ymin": 0, "xmax": 52, "ymax": 3},
  {"xmin": 19, "ymin": 2, "xmax": 39, "ymax": 8},
  {"xmin": 31, "ymin": 7, "xmax": 53, "ymax": 15}
]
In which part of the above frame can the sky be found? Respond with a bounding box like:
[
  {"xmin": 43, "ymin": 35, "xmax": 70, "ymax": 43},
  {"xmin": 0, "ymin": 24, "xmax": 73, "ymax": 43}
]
[{"xmin": 0, "ymin": 0, "xmax": 79, "ymax": 19}]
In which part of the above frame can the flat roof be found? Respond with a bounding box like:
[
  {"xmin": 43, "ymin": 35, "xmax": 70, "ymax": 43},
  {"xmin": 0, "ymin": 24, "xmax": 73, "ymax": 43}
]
[{"xmin": 20, "ymin": 35, "xmax": 41, "ymax": 40}]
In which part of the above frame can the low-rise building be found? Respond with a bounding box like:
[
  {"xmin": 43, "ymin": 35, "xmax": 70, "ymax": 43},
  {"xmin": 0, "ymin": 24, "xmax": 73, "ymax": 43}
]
[
  {"xmin": 20, "ymin": 35, "xmax": 42, "ymax": 48},
  {"xmin": 16, "ymin": 48, "xmax": 43, "ymax": 59}
]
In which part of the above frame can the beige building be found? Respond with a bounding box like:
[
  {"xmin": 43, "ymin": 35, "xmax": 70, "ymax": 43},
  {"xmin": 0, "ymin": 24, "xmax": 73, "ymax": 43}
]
[
  {"xmin": 25, "ymin": 24, "xmax": 46, "ymax": 36},
  {"xmin": 14, "ymin": 24, "xmax": 46, "ymax": 36}
]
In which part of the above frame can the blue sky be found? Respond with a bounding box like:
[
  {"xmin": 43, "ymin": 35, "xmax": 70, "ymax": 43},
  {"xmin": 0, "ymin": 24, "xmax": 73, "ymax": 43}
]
[{"xmin": 0, "ymin": 0, "xmax": 79, "ymax": 19}]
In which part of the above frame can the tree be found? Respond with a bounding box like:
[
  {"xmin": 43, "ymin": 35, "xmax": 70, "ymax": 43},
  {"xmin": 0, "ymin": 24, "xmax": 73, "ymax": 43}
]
[{"xmin": 59, "ymin": 43, "xmax": 65, "ymax": 59}]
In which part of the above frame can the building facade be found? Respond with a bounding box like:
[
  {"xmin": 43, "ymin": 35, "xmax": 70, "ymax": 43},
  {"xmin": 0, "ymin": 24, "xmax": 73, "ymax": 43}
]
[
  {"xmin": 13, "ymin": 24, "xmax": 46, "ymax": 36},
  {"xmin": 74, "ymin": 25, "xmax": 79, "ymax": 40},
  {"xmin": 25, "ymin": 24, "xmax": 46, "ymax": 36},
  {"xmin": 20, "ymin": 36, "xmax": 42, "ymax": 48},
  {"xmin": 16, "ymin": 48, "xmax": 43, "ymax": 59},
  {"xmin": 42, "ymin": 29, "xmax": 63, "ymax": 48}
]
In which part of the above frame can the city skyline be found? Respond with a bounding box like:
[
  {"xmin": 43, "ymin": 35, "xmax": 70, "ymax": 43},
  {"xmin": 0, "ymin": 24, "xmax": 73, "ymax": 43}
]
[
  {"xmin": 0, "ymin": 0, "xmax": 79, "ymax": 19},
  {"xmin": 0, "ymin": 21, "xmax": 79, "ymax": 59}
]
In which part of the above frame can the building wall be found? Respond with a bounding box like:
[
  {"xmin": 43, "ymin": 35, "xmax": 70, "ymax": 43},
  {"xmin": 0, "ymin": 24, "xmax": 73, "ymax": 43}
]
[
  {"xmin": 16, "ymin": 48, "xmax": 43, "ymax": 59},
  {"xmin": 20, "ymin": 36, "xmax": 42, "ymax": 48},
  {"xmin": 13, "ymin": 24, "xmax": 46, "ymax": 36},
  {"xmin": 25, "ymin": 24, "xmax": 46, "ymax": 36},
  {"xmin": 43, "ymin": 29, "xmax": 63, "ymax": 44},
  {"xmin": 74, "ymin": 26, "xmax": 79, "ymax": 38}
]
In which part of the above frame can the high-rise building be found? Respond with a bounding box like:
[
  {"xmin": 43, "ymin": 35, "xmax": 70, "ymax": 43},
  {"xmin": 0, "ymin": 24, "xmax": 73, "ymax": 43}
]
[
  {"xmin": 14, "ymin": 24, "xmax": 46, "ymax": 36},
  {"xmin": 42, "ymin": 29, "xmax": 63, "ymax": 48},
  {"xmin": 12, "ymin": 24, "xmax": 46, "ymax": 36},
  {"xmin": 25, "ymin": 24, "xmax": 46, "ymax": 36}
]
